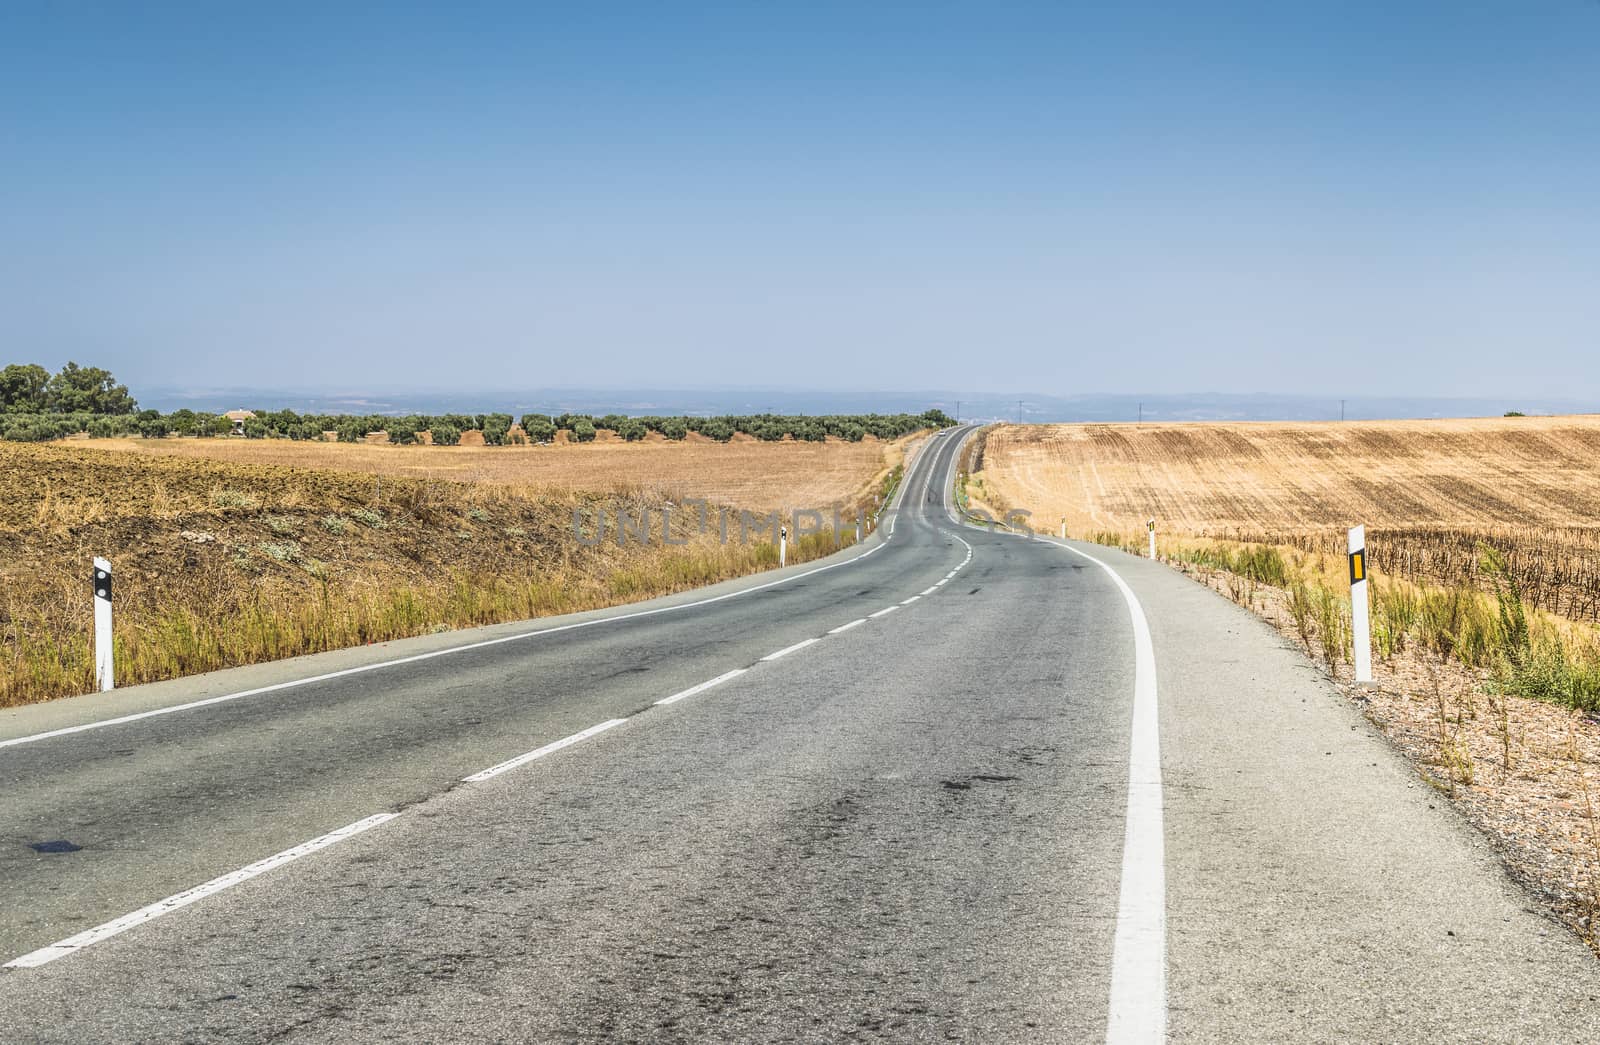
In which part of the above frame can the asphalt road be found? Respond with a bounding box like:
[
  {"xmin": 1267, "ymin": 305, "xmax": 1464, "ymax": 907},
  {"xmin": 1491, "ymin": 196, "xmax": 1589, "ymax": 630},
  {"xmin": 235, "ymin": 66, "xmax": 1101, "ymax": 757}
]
[{"xmin": 3, "ymin": 424, "xmax": 1599, "ymax": 1042}]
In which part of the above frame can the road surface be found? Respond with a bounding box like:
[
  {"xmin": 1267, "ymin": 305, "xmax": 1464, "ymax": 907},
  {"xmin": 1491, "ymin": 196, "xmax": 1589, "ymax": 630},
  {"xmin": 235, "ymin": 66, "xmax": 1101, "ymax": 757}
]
[{"xmin": 3, "ymin": 424, "xmax": 1598, "ymax": 1042}]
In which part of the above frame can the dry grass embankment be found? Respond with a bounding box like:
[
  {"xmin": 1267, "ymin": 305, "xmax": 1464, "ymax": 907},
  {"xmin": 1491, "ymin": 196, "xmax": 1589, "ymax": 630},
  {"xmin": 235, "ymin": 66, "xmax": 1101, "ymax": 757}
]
[
  {"xmin": 974, "ymin": 417, "xmax": 1600, "ymax": 953},
  {"xmin": 2, "ymin": 436, "xmax": 917, "ymax": 708}
]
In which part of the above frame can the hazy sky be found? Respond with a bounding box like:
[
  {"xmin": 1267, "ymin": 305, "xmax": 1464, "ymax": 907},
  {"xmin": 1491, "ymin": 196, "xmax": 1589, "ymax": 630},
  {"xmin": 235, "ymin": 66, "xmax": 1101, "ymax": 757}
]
[{"xmin": 1, "ymin": 2, "xmax": 1595, "ymax": 398}]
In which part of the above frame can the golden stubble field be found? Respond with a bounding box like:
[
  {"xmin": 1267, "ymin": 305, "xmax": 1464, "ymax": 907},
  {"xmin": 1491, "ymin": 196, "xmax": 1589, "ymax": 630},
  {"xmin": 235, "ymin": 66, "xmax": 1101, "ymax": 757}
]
[
  {"xmin": 971, "ymin": 417, "xmax": 1600, "ymax": 620},
  {"xmin": 973, "ymin": 416, "xmax": 1600, "ymax": 535},
  {"xmin": 80, "ymin": 434, "xmax": 907, "ymax": 514}
]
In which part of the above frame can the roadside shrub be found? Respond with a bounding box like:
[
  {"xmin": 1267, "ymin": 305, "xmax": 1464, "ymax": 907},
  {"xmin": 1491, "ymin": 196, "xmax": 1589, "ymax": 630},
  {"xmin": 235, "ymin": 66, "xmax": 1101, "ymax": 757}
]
[{"xmin": 1495, "ymin": 637, "xmax": 1600, "ymax": 713}]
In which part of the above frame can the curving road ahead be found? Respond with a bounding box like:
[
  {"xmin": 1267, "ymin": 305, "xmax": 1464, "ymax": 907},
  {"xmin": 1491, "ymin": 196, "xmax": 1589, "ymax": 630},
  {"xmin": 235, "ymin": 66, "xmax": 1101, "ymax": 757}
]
[{"xmin": 3, "ymin": 424, "xmax": 1599, "ymax": 1042}]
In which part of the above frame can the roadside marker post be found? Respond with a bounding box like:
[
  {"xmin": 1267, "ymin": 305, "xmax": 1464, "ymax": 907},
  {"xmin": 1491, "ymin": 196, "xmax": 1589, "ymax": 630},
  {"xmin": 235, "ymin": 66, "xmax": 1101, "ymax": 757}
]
[
  {"xmin": 1061, "ymin": 517, "xmax": 1067, "ymax": 540},
  {"xmin": 1349, "ymin": 525, "xmax": 1373, "ymax": 685},
  {"xmin": 93, "ymin": 557, "xmax": 113, "ymax": 692},
  {"xmin": 856, "ymin": 516, "xmax": 863, "ymax": 545},
  {"xmin": 780, "ymin": 526, "xmax": 787, "ymax": 569},
  {"xmin": 1147, "ymin": 519, "xmax": 1156, "ymax": 560}
]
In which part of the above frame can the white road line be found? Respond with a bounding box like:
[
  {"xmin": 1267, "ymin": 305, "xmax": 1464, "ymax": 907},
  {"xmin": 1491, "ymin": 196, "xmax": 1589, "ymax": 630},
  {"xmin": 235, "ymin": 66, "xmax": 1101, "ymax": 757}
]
[
  {"xmin": 760, "ymin": 637, "xmax": 819, "ymax": 662},
  {"xmin": 827, "ymin": 619, "xmax": 867, "ymax": 635},
  {"xmin": 900, "ymin": 595, "xmax": 921, "ymax": 605},
  {"xmin": 463, "ymin": 719, "xmax": 626, "ymax": 783},
  {"xmin": 4, "ymin": 812, "xmax": 399, "ymax": 970},
  {"xmin": 654, "ymin": 669, "xmax": 746, "ymax": 707},
  {"xmin": 1055, "ymin": 542, "xmax": 1165, "ymax": 1045},
  {"xmin": 920, "ymin": 586, "xmax": 939, "ymax": 596},
  {"xmin": 0, "ymin": 507, "xmax": 900, "ymax": 752},
  {"xmin": 868, "ymin": 606, "xmax": 898, "ymax": 618}
]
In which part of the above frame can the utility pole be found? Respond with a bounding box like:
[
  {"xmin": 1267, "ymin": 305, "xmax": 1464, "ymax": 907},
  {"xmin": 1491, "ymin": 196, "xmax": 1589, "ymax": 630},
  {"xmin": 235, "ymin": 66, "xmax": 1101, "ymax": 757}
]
[
  {"xmin": 956, "ymin": 399, "xmax": 960, "ymax": 423},
  {"xmin": 1138, "ymin": 402, "xmax": 1143, "ymax": 424},
  {"xmin": 1017, "ymin": 399, "xmax": 1023, "ymax": 424},
  {"xmin": 1341, "ymin": 399, "xmax": 1346, "ymax": 422}
]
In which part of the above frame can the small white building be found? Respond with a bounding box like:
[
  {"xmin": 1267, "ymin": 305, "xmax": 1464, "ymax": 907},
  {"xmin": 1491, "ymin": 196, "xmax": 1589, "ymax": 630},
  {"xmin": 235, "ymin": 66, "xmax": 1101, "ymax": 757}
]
[{"xmin": 224, "ymin": 409, "xmax": 256, "ymax": 435}]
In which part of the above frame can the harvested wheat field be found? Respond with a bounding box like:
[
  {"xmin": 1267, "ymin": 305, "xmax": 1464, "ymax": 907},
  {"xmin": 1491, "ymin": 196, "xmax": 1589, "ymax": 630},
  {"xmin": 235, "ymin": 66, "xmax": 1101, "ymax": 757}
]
[
  {"xmin": 82, "ymin": 433, "xmax": 908, "ymax": 514},
  {"xmin": 971, "ymin": 416, "xmax": 1600, "ymax": 620}
]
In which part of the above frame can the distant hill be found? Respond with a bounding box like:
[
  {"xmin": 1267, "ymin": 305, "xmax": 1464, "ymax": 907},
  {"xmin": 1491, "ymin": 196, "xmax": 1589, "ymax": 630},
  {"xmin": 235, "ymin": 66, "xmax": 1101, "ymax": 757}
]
[{"xmin": 137, "ymin": 386, "xmax": 1599, "ymax": 423}]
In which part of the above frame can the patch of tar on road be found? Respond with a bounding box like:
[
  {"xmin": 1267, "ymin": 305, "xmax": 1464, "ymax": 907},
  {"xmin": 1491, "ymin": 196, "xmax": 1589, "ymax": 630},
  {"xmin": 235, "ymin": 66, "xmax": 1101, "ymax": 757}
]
[{"xmin": 940, "ymin": 775, "xmax": 1019, "ymax": 791}]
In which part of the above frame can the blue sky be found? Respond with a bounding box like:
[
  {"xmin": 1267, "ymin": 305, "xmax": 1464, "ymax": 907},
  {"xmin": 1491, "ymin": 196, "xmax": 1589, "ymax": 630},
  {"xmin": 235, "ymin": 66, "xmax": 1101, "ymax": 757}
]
[{"xmin": 1, "ymin": 2, "xmax": 1595, "ymax": 398}]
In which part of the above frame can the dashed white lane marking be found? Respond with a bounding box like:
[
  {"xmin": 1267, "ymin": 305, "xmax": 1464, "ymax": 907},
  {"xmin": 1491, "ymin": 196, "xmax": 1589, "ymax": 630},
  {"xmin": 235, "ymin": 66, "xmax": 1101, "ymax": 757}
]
[
  {"xmin": 920, "ymin": 586, "xmax": 939, "ymax": 596},
  {"xmin": 828, "ymin": 619, "xmax": 867, "ymax": 635},
  {"xmin": 4, "ymin": 813, "xmax": 400, "ymax": 970},
  {"xmin": 900, "ymin": 595, "xmax": 921, "ymax": 605},
  {"xmin": 655, "ymin": 669, "xmax": 746, "ymax": 707},
  {"xmin": 463, "ymin": 719, "xmax": 626, "ymax": 783},
  {"xmin": 761, "ymin": 637, "xmax": 819, "ymax": 662},
  {"xmin": 868, "ymin": 606, "xmax": 899, "ymax": 618}
]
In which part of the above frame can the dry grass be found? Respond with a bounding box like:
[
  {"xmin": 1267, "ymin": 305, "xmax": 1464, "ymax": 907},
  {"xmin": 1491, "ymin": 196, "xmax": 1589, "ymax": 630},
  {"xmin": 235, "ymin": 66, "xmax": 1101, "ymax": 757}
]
[
  {"xmin": 0, "ymin": 436, "xmax": 912, "ymax": 707},
  {"xmin": 974, "ymin": 417, "xmax": 1600, "ymax": 620},
  {"xmin": 80, "ymin": 434, "xmax": 908, "ymax": 514}
]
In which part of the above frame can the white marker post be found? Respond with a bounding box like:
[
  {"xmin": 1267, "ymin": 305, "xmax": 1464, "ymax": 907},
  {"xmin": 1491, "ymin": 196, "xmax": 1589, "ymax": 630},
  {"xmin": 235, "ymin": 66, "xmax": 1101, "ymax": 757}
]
[
  {"xmin": 1348, "ymin": 525, "xmax": 1373, "ymax": 685},
  {"xmin": 1061, "ymin": 517, "xmax": 1067, "ymax": 540},
  {"xmin": 1147, "ymin": 519, "xmax": 1156, "ymax": 560},
  {"xmin": 779, "ymin": 526, "xmax": 787, "ymax": 568},
  {"xmin": 93, "ymin": 556, "xmax": 114, "ymax": 692},
  {"xmin": 856, "ymin": 516, "xmax": 863, "ymax": 545}
]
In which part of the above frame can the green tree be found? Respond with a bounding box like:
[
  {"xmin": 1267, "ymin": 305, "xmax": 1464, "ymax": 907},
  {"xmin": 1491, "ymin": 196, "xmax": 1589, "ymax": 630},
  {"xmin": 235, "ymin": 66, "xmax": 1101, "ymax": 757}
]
[
  {"xmin": 430, "ymin": 423, "xmax": 461, "ymax": 446},
  {"xmin": 480, "ymin": 413, "xmax": 512, "ymax": 445},
  {"xmin": 45, "ymin": 362, "xmax": 137, "ymax": 415},
  {"xmin": 0, "ymin": 364, "xmax": 51, "ymax": 412},
  {"xmin": 570, "ymin": 418, "xmax": 596, "ymax": 442}
]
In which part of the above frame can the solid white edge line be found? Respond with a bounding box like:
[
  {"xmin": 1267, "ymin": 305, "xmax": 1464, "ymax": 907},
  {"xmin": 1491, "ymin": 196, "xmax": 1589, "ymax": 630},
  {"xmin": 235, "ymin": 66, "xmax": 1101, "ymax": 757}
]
[
  {"xmin": 1055, "ymin": 541, "xmax": 1165, "ymax": 1045},
  {"xmin": 462, "ymin": 719, "xmax": 626, "ymax": 783},
  {"xmin": 654, "ymin": 668, "xmax": 746, "ymax": 707},
  {"xmin": 827, "ymin": 619, "xmax": 867, "ymax": 635},
  {"xmin": 4, "ymin": 812, "xmax": 400, "ymax": 970},
  {"xmin": 760, "ymin": 637, "xmax": 819, "ymax": 662},
  {"xmin": 868, "ymin": 606, "xmax": 898, "ymax": 618}
]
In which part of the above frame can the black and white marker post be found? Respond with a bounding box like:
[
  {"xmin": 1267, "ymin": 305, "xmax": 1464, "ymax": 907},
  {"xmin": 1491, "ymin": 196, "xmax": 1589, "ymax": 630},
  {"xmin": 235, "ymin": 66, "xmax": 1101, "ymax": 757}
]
[
  {"xmin": 1147, "ymin": 518, "xmax": 1156, "ymax": 560},
  {"xmin": 1348, "ymin": 525, "xmax": 1373, "ymax": 685},
  {"xmin": 779, "ymin": 526, "xmax": 787, "ymax": 568},
  {"xmin": 93, "ymin": 556, "xmax": 114, "ymax": 692}
]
